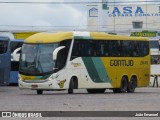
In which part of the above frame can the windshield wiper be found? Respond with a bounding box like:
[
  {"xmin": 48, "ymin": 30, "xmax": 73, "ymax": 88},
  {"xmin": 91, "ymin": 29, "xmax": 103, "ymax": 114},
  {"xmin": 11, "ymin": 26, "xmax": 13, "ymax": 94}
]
[
  {"xmin": 26, "ymin": 64, "xmax": 36, "ymax": 74},
  {"xmin": 37, "ymin": 56, "xmax": 44, "ymax": 73}
]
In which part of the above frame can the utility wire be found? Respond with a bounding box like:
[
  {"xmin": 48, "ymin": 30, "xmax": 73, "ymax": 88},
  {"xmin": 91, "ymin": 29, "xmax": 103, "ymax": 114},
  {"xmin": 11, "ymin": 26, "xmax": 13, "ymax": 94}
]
[{"xmin": 0, "ymin": 1, "xmax": 160, "ymax": 4}]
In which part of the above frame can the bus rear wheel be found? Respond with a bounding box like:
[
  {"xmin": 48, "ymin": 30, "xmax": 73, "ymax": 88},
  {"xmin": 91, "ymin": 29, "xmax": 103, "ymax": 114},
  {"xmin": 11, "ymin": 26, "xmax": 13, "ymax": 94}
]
[
  {"xmin": 37, "ymin": 90, "xmax": 43, "ymax": 95},
  {"xmin": 87, "ymin": 89, "xmax": 106, "ymax": 94},
  {"xmin": 113, "ymin": 77, "xmax": 128, "ymax": 93},
  {"xmin": 127, "ymin": 77, "xmax": 137, "ymax": 93}
]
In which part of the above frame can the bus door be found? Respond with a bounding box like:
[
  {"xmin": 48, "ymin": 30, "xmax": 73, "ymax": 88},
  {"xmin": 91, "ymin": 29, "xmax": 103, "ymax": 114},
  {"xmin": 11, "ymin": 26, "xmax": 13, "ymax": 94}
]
[
  {"xmin": 0, "ymin": 37, "xmax": 10, "ymax": 85},
  {"xmin": 10, "ymin": 40, "xmax": 23, "ymax": 84}
]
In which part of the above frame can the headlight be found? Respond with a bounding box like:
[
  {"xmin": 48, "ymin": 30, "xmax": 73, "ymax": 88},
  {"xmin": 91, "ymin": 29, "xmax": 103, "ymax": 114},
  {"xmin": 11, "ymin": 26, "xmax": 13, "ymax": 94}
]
[{"xmin": 50, "ymin": 73, "xmax": 59, "ymax": 80}]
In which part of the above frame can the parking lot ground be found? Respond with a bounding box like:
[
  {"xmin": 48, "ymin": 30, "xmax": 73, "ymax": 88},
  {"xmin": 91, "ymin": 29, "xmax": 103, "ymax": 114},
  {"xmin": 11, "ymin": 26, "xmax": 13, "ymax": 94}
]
[{"xmin": 0, "ymin": 86, "xmax": 160, "ymax": 119}]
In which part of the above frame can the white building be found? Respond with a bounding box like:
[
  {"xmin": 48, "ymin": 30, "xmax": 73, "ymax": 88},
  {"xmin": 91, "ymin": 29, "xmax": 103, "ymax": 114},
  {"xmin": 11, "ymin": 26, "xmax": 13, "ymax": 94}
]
[
  {"xmin": 107, "ymin": 4, "xmax": 160, "ymax": 33},
  {"xmin": 87, "ymin": 2, "xmax": 160, "ymax": 35}
]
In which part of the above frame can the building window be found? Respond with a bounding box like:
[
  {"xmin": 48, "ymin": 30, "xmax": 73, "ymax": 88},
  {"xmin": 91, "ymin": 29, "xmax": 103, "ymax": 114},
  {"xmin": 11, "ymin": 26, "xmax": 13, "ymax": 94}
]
[{"xmin": 132, "ymin": 21, "xmax": 143, "ymax": 29}]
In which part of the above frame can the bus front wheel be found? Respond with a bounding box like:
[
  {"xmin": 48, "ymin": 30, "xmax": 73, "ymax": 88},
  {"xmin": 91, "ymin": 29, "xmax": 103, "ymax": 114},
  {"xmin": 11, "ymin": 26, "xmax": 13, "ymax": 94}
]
[
  {"xmin": 68, "ymin": 78, "xmax": 74, "ymax": 94},
  {"xmin": 37, "ymin": 90, "xmax": 43, "ymax": 95}
]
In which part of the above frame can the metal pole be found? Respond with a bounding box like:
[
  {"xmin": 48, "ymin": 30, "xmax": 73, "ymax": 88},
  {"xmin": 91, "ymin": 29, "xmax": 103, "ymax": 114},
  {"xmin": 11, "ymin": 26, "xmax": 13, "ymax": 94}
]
[
  {"xmin": 114, "ymin": 0, "xmax": 115, "ymax": 33},
  {"xmin": 146, "ymin": 0, "xmax": 148, "ymax": 29}
]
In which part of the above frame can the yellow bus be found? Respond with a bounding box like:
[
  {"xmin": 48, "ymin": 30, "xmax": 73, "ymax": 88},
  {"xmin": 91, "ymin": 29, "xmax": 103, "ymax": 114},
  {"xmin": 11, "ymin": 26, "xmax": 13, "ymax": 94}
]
[{"xmin": 16, "ymin": 32, "xmax": 150, "ymax": 94}]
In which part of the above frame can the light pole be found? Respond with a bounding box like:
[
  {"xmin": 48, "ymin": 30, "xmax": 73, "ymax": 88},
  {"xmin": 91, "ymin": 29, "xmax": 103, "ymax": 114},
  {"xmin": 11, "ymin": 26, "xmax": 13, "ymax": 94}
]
[
  {"xmin": 102, "ymin": 0, "xmax": 108, "ymax": 32},
  {"xmin": 146, "ymin": 0, "xmax": 148, "ymax": 29},
  {"xmin": 114, "ymin": 0, "xmax": 115, "ymax": 33}
]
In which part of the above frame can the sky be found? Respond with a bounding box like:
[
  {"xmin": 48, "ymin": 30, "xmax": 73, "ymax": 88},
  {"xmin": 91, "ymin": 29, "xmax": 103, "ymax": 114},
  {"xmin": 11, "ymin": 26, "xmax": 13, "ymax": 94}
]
[
  {"xmin": 0, "ymin": 0, "xmax": 88, "ymax": 31},
  {"xmin": 0, "ymin": 0, "xmax": 159, "ymax": 31}
]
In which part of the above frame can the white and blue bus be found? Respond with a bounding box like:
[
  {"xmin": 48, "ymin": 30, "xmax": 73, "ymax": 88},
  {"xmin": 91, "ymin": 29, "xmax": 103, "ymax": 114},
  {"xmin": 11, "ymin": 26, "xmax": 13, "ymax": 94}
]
[
  {"xmin": 0, "ymin": 36, "xmax": 10, "ymax": 85},
  {"xmin": 0, "ymin": 36, "xmax": 23, "ymax": 85}
]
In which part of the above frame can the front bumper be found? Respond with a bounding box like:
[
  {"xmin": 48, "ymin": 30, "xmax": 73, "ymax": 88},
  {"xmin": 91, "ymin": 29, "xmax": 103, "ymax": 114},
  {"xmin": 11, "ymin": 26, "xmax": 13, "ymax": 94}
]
[{"xmin": 18, "ymin": 79, "xmax": 58, "ymax": 90}]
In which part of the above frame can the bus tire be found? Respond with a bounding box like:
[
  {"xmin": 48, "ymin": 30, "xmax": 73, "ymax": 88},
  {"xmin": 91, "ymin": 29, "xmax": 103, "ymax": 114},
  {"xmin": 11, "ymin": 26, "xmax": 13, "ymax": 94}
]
[
  {"xmin": 87, "ymin": 89, "xmax": 106, "ymax": 94},
  {"xmin": 127, "ymin": 77, "xmax": 137, "ymax": 93},
  {"xmin": 37, "ymin": 90, "xmax": 43, "ymax": 95},
  {"xmin": 113, "ymin": 77, "xmax": 128, "ymax": 93},
  {"xmin": 68, "ymin": 78, "xmax": 74, "ymax": 94},
  {"xmin": 120, "ymin": 77, "xmax": 128, "ymax": 93}
]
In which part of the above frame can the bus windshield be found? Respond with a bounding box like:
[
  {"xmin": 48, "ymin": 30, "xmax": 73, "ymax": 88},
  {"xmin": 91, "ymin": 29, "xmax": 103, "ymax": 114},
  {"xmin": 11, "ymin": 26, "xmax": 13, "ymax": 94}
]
[{"xmin": 19, "ymin": 43, "xmax": 59, "ymax": 75}]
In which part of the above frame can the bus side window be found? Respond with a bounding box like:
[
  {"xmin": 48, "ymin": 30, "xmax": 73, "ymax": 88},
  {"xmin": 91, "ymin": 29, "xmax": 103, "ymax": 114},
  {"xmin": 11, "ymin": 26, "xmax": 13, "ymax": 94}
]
[
  {"xmin": 140, "ymin": 41, "xmax": 149, "ymax": 56},
  {"xmin": 0, "ymin": 41, "xmax": 8, "ymax": 54},
  {"xmin": 56, "ymin": 40, "xmax": 71, "ymax": 68},
  {"xmin": 109, "ymin": 40, "xmax": 120, "ymax": 57},
  {"xmin": 97, "ymin": 41, "xmax": 109, "ymax": 57},
  {"xmin": 71, "ymin": 40, "xmax": 89, "ymax": 59},
  {"xmin": 10, "ymin": 42, "xmax": 23, "ymax": 54}
]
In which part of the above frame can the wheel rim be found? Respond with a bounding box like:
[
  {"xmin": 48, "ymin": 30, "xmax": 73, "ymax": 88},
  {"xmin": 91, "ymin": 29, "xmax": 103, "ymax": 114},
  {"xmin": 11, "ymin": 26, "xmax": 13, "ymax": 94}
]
[
  {"xmin": 130, "ymin": 79, "xmax": 136, "ymax": 91},
  {"xmin": 130, "ymin": 81, "xmax": 135, "ymax": 89}
]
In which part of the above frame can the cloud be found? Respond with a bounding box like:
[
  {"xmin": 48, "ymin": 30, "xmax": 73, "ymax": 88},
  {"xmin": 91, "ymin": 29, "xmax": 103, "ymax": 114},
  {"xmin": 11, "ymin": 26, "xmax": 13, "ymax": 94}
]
[
  {"xmin": 1, "ymin": 0, "xmax": 157, "ymax": 31},
  {"xmin": 0, "ymin": 1, "xmax": 85, "ymax": 31}
]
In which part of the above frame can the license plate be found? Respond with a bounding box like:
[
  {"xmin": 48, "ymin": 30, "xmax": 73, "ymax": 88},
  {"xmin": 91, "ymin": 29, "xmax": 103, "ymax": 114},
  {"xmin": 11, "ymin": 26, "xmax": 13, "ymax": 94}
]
[{"xmin": 31, "ymin": 85, "xmax": 38, "ymax": 88}]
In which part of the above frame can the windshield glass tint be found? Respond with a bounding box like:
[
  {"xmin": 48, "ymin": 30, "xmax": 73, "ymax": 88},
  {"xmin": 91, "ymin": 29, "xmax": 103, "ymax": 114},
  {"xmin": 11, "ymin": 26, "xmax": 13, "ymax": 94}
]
[{"xmin": 19, "ymin": 43, "xmax": 59, "ymax": 75}]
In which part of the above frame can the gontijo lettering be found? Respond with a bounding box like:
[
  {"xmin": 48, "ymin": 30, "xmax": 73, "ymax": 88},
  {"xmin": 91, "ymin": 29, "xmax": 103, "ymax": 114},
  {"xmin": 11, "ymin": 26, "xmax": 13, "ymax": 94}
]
[{"xmin": 110, "ymin": 60, "xmax": 134, "ymax": 66}]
